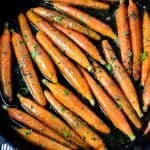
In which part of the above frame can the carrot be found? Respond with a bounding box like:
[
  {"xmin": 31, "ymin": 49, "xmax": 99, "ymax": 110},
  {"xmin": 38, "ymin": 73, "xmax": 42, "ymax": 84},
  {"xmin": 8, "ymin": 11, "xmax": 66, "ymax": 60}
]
[
  {"xmin": 6, "ymin": 107, "xmax": 77, "ymax": 149},
  {"xmin": 80, "ymin": 67, "xmax": 135, "ymax": 141},
  {"xmin": 45, "ymin": 0, "xmax": 109, "ymax": 10},
  {"xmin": 115, "ymin": 0, "xmax": 132, "ymax": 75},
  {"xmin": 42, "ymin": 79, "xmax": 110, "ymax": 134},
  {"xmin": 15, "ymin": 127, "xmax": 71, "ymax": 150},
  {"xmin": 141, "ymin": 11, "xmax": 150, "ymax": 86},
  {"xmin": 128, "ymin": 0, "xmax": 142, "ymax": 81},
  {"xmin": 144, "ymin": 121, "xmax": 150, "ymax": 135},
  {"xmin": 32, "ymin": 7, "xmax": 101, "ymax": 40},
  {"xmin": 53, "ymin": 3, "xmax": 118, "ymax": 41},
  {"xmin": 36, "ymin": 31, "xmax": 95, "ymax": 105},
  {"xmin": 44, "ymin": 90, "xmax": 106, "ymax": 150},
  {"xmin": 93, "ymin": 62, "xmax": 142, "ymax": 129},
  {"xmin": 54, "ymin": 24, "xmax": 105, "ymax": 65},
  {"xmin": 0, "ymin": 23, "xmax": 12, "ymax": 102},
  {"xmin": 11, "ymin": 31, "xmax": 46, "ymax": 106},
  {"xmin": 102, "ymin": 40, "xmax": 143, "ymax": 118},
  {"xmin": 26, "ymin": 10, "xmax": 93, "ymax": 72},
  {"xmin": 18, "ymin": 94, "xmax": 88, "ymax": 149},
  {"xmin": 18, "ymin": 13, "xmax": 57, "ymax": 83}
]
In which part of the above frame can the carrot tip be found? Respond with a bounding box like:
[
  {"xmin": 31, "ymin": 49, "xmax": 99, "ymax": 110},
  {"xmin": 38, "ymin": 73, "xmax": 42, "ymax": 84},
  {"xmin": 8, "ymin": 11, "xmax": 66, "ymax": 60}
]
[
  {"xmin": 143, "ymin": 106, "xmax": 148, "ymax": 112},
  {"xmin": 42, "ymin": 79, "xmax": 49, "ymax": 86},
  {"xmin": 130, "ymin": 135, "xmax": 136, "ymax": 141},
  {"xmin": 138, "ymin": 112, "xmax": 144, "ymax": 118},
  {"xmin": 87, "ymin": 65, "xmax": 94, "ymax": 73},
  {"xmin": 17, "ymin": 93, "xmax": 22, "ymax": 99}
]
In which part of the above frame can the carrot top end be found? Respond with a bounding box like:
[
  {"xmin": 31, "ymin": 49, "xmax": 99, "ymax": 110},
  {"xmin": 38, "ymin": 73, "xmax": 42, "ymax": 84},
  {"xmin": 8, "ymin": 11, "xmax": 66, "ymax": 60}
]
[
  {"xmin": 129, "ymin": 135, "xmax": 136, "ymax": 141},
  {"xmin": 42, "ymin": 79, "xmax": 49, "ymax": 86},
  {"xmin": 17, "ymin": 93, "xmax": 22, "ymax": 99},
  {"xmin": 143, "ymin": 105, "xmax": 148, "ymax": 113}
]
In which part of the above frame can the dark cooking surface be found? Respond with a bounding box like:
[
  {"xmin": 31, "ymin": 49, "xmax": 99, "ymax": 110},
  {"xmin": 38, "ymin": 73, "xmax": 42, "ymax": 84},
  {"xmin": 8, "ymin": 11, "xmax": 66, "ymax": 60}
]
[{"xmin": 0, "ymin": 0, "xmax": 150, "ymax": 149}]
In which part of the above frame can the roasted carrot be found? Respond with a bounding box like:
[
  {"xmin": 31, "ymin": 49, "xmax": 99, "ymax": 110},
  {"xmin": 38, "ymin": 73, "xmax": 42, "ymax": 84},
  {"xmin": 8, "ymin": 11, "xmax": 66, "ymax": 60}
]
[
  {"xmin": 26, "ymin": 10, "xmax": 93, "ymax": 72},
  {"xmin": 46, "ymin": 0, "xmax": 109, "ymax": 10},
  {"xmin": 115, "ymin": 0, "xmax": 132, "ymax": 75},
  {"xmin": 143, "ymin": 74, "xmax": 150, "ymax": 112},
  {"xmin": 102, "ymin": 40, "xmax": 143, "ymax": 118},
  {"xmin": 53, "ymin": 3, "xmax": 118, "ymax": 41},
  {"xmin": 141, "ymin": 11, "xmax": 150, "ymax": 86},
  {"xmin": 18, "ymin": 13, "xmax": 57, "ymax": 83},
  {"xmin": 80, "ymin": 67, "xmax": 135, "ymax": 141},
  {"xmin": 0, "ymin": 23, "xmax": 12, "ymax": 102},
  {"xmin": 54, "ymin": 24, "xmax": 105, "ymax": 65},
  {"xmin": 44, "ymin": 90, "xmax": 106, "ymax": 150},
  {"xmin": 93, "ymin": 62, "xmax": 142, "ymax": 129},
  {"xmin": 128, "ymin": 0, "xmax": 142, "ymax": 81},
  {"xmin": 11, "ymin": 32, "xmax": 46, "ymax": 106},
  {"xmin": 32, "ymin": 7, "xmax": 100, "ymax": 40},
  {"xmin": 15, "ymin": 127, "xmax": 71, "ymax": 150},
  {"xmin": 36, "ymin": 31, "xmax": 95, "ymax": 105},
  {"xmin": 6, "ymin": 107, "xmax": 77, "ymax": 149},
  {"xmin": 42, "ymin": 79, "xmax": 110, "ymax": 134},
  {"xmin": 144, "ymin": 121, "xmax": 150, "ymax": 135},
  {"xmin": 18, "ymin": 94, "xmax": 88, "ymax": 148}
]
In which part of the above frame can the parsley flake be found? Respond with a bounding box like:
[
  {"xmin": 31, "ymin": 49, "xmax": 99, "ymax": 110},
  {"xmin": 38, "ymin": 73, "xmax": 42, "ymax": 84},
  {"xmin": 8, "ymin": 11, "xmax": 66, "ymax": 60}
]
[
  {"xmin": 54, "ymin": 16, "xmax": 65, "ymax": 22},
  {"xmin": 63, "ymin": 89, "xmax": 69, "ymax": 96},
  {"xmin": 141, "ymin": 51, "xmax": 148, "ymax": 61}
]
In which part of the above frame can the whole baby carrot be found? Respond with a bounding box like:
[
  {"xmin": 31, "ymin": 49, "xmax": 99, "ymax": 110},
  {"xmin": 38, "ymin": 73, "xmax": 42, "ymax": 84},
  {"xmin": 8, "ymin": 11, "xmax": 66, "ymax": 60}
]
[
  {"xmin": 44, "ymin": 90, "xmax": 106, "ymax": 150},
  {"xmin": 0, "ymin": 23, "xmax": 13, "ymax": 102},
  {"xmin": 128, "ymin": 0, "xmax": 142, "ymax": 81},
  {"xmin": 36, "ymin": 31, "xmax": 95, "ymax": 105},
  {"xmin": 80, "ymin": 67, "xmax": 135, "ymax": 141},
  {"xmin": 102, "ymin": 40, "xmax": 143, "ymax": 118},
  {"xmin": 42, "ymin": 80, "xmax": 110, "ymax": 134},
  {"xmin": 53, "ymin": 3, "xmax": 118, "ymax": 41},
  {"xmin": 18, "ymin": 13, "xmax": 57, "ymax": 83},
  {"xmin": 32, "ymin": 7, "xmax": 101, "ymax": 40},
  {"xmin": 26, "ymin": 10, "xmax": 93, "ymax": 72},
  {"xmin": 54, "ymin": 24, "xmax": 105, "ymax": 65},
  {"xmin": 12, "ymin": 32, "xmax": 46, "ymax": 106}
]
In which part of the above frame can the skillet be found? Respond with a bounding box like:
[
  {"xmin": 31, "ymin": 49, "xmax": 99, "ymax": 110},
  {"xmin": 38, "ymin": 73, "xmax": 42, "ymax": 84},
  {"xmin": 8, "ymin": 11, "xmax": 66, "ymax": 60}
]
[{"xmin": 0, "ymin": 0, "xmax": 150, "ymax": 149}]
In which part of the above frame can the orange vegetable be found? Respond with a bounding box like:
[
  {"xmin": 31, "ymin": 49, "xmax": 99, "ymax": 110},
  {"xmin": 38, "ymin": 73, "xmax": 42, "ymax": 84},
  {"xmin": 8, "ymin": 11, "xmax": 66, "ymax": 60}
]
[
  {"xmin": 53, "ymin": 3, "xmax": 118, "ymax": 41},
  {"xmin": 102, "ymin": 40, "xmax": 143, "ymax": 118},
  {"xmin": 26, "ymin": 10, "xmax": 93, "ymax": 72},
  {"xmin": 93, "ymin": 62, "xmax": 142, "ymax": 129},
  {"xmin": 80, "ymin": 67, "xmax": 135, "ymax": 141},
  {"xmin": 18, "ymin": 13, "xmax": 57, "ymax": 83},
  {"xmin": 36, "ymin": 31, "xmax": 95, "ymax": 105},
  {"xmin": 42, "ymin": 80, "xmax": 110, "ymax": 134},
  {"xmin": 0, "ymin": 23, "xmax": 13, "ymax": 102},
  {"xmin": 32, "ymin": 7, "xmax": 101, "ymax": 40},
  {"xmin": 11, "ymin": 32, "xmax": 46, "ymax": 106},
  {"xmin": 15, "ymin": 127, "xmax": 71, "ymax": 150},
  {"xmin": 18, "ymin": 94, "xmax": 88, "ymax": 148},
  {"xmin": 44, "ymin": 90, "xmax": 106, "ymax": 150},
  {"xmin": 115, "ymin": 1, "xmax": 132, "ymax": 75},
  {"xmin": 141, "ymin": 11, "xmax": 150, "ymax": 86},
  {"xmin": 128, "ymin": 0, "xmax": 142, "ymax": 81},
  {"xmin": 144, "ymin": 121, "xmax": 150, "ymax": 135},
  {"xmin": 54, "ymin": 24, "xmax": 105, "ymax": 65},
  {"xmin": 7, "ymin": 107, "xmax": 77, "ymax": 149}
]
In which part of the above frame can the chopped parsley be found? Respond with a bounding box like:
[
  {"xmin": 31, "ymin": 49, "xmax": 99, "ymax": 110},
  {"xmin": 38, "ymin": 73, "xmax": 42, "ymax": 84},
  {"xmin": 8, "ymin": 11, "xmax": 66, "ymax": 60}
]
[
  {"xmin": 117, "ymin": 103, "xmax": 122, "ymax": 110},
  {"xmin": 31, "ymin": 44, "xmax": 39, "ymax": 59},
  {"xmin": 105, "ymin": 63, "xmax": 112, "ymax": 72},
  {"xmin": 63, "ymin": 89, "xmax": 69, "ymax": 96},
  {"xmin": 61, "ymin": 128, "xmax": 70, "ymax": 138},
  {"xmin": 141, "ymin": 51, "xmax": 148, "ymax": 61},
  {"xmin": 24, "ymin": 129, "xmax": 32, "ymax": 135},
  {"xmin": 122, "ymin": 31, "xmax": 129, "ymax": 36},
  {"xmin": 128, "ymin": 12, "xmax": 138, "ymax": 20},
  {"xmin": 54, "ymin": 16, "xmax": 65, "ymax": 22},
  {"xmin": 61, "ymin": 107, "xmax": 66, "ymax": 113},
  {"xmin": 19, "ymin": 40, "xmax": 26, "ymax": 45}
]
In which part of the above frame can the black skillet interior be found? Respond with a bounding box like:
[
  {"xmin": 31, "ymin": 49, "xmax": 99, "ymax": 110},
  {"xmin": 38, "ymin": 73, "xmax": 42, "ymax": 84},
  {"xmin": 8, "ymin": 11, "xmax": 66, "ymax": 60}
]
[{"xmin": 0, "ymin": 0, "xmax": 150, "ymax": 149}]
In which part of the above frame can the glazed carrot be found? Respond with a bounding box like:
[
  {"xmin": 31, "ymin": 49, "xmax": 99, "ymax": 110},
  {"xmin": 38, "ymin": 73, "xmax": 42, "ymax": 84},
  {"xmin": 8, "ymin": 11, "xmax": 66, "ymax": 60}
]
[
  {"xmin": 32, "ymin": 7, "xmax": 100, "ymax": 40},
  {"xmin": 141, "ymin": 11, "xmax": 150, "ymax": 86},
  {"xmin": 143, "ymin": 74, "xmax": 150, "ymax": 112},
  {"xmin": 26, "ymin": 10, "xmax": 93, "ymax": 72},
  {"xmin": 44, "ymin": 90, "xmax": 106, "ymax": 150},
  {"xmin": 6, "ymin": 107, "xmax": 77, "ymax": 149},
  {"xmin": 102, "ymin": 40, "xmax": 143, "ymax": 118},
  {"xmin": 128, "ymin": 0, "xmax": 142, "ymax": 81},
  {"xmin": 36, "ymin": 31, "xmax": 95, "ymax": 105},
  {"xmin": 42, "ymin": 79, "xmax": 110, "ymax": 134},
  {"xmin": 54, "ymin": 24, "xmax": 105, "ymax": 65},
  {"xmin": 15, "ymin": 127, "xmax": 71, "ymax": 150},
  {"xmin": 80, "ymin": 68, "xmax": 135, "ymax": 141},
  {"xmin": 11, "ymin": 32, "xmax": 46, "ymax": 106},
  {"xmin": 46, "ymin": 0, "xmax": 109, "ymax": 10},
  {"xmin": 18, "ymin": 94, "xmax": 88, "ymax": 148},
  {"xmin": 93, "ymin": 62, "xmax": 142, "ymax": 129},
  {"xmin": 0, "ymin": 23, "xmax": 12, "ymax": 102},
  {"xmin": 144, "ymin": 121, "xmax": 150, "ymax": 135},
  {"xmin": 53, "ymin": 3, "xmax": 118, "ymax": 41},
  {"xmin": 115, "ymin": 0, "xmax": 132, "ymax": 75},
  {"xmin": 18, "ymin": 13, "xmax": 57, "ymax": 83}
]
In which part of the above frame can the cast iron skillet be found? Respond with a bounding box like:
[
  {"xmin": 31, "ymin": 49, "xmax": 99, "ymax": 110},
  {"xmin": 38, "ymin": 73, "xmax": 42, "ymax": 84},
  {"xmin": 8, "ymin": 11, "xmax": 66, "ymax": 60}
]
[{"xmin": 0, "ymin": 0, "xmax": 150, "ymax": 149}]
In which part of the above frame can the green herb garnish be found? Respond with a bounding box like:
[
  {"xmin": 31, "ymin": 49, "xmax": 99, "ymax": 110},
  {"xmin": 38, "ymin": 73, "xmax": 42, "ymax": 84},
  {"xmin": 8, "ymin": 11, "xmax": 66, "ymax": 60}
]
[
  {"xmin": 105, "ymin": 63, "xmax": 112, "ymax": 72},
  {"xmin": 24, "ymin": 129, "xmax": 32, "ymax": 135},
  {"xmin": 61, "ymin": 107, "xmax": 66, "ymax": 113},
  {"xmin": 63, "ymin": 89, "xmax": 69, "ymax": 96},
  {"xmin": 54, "ymin": 16, "xmax": 65, "ymax": 22},
  {"xmin": 31, "ymin": 44, "xmax": 39, "ymax": 59},
  {"xmin": 141, "ymin": 51, "xmax": 148, "ymax": 61},
  {"xmin": 61, "ymin": 128, "xmax": 70, "ymax": 138}
]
